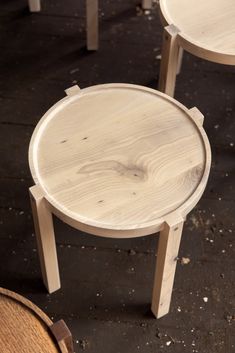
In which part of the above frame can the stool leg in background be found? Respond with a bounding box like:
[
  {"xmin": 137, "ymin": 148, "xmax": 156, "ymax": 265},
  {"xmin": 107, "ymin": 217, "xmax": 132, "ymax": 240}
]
[
  {"xmin": 142, "ymin": 0, "xmax": 153, "ymax": 9},
  {"xmin": 151, "ymin": 214, "xmax": 184, "ymax": 318},
  {"xmin": 158, "ymin": 24, "xmax": 181, "ymax": 97},
  {"xmin": 29, "ymin": 185, "xmax": 61, "ymax": 294},
  {"xmin": 28, "ymin": 0, "xmax": 41, "ymax": 12},
  {"xmin": 86, "ymin": 0, "xmax": 98, "ymax": 50},
  {"xmin": 177, "ymin": 47, "xmax": 184, "ymax": 75}
]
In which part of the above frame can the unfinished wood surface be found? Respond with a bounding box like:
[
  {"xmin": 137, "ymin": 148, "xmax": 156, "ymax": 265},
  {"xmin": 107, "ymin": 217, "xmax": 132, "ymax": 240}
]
[
  {"xmin": 0, "ymin": 287, "xmax": 68, "ymax": 353},
  {"xmin": 86, "ymin": 0, "xmax": 99, "ymax": 50},
  {"xmin": 160, "ymin": 0, "xmax": 235, "ymax": 65},
  {"xmin": 28, "ymin": 0, "xmax": 41, "ymax": 12},
  {"xmin": 29, "ymin": 83, "xmax": 211, "ymax": 238},
  {"xmin": 158, "ymin": 24, "xmax": 180, "ymax": 96},
  {"xmin": 151, "ymin": 214, "xmax": 184, "ymax": 318},
  {"xmin": 29, "ymin": 185, "xmax": 61, "ymax": 293},
  {"xmin": 1, "ymin": 0, "xmax": 234, "ymax": 338}
]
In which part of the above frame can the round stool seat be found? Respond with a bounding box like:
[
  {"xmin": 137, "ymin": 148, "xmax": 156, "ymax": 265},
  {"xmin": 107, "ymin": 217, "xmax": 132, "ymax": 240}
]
[
  {"xmin": 0, "ymin": 288, "xmax": 68, "ymax": 353},
  {"xmin": 29, "ymin": 84, "xmax": 210, "ymax": 237},
  {"xmin": 160, "ymin": 0, "xmax": 235, "ymax": 64}
]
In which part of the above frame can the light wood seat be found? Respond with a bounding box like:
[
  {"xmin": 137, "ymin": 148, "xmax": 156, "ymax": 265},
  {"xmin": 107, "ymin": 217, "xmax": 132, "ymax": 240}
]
[
  {"xmin": 29, "ymin": 83, "xmax": 211, "ymax": 318},
  {"xmin": 28, "ymin": 0, "xmax": 98, "ymax": 50},
  {"xmin": 0, "ymin": 287, "xmax": 73, "ymax": 353},
  {"xmin": 158, "ymin": 0, "xmax": 235, "ymax": 96}
]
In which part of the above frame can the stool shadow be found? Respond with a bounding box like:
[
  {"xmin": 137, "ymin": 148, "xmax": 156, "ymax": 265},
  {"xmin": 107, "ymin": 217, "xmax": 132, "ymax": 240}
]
[{"xmin": 0, "ymin": 275, "xmax": 46, "ymax": 295}]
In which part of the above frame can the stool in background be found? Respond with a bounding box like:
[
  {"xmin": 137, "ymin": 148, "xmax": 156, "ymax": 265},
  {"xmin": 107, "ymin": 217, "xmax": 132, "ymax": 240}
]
[
  {"xmin": 28, "ymin": 0, "xmax": 98, "ymax": 50},
  {"xmin": 28, "ymin": 83, "xmax": 211, "ymax": 318},
  {"xmin": 158, "ymin": 0, "xmax": 235, "ymax": 96},
  {"xmin": 0, "ymin": 287, "xmax": 73, "ymax": 353}
]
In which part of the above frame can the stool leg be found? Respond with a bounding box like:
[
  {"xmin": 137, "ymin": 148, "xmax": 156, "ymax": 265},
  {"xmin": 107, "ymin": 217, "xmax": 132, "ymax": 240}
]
[
  {"xmin": 158, "ymin": 24, "xmax": 180, "ymax": 97},
  {"xmin": 151, "ymin": 215, "xmax": 184, "ymax": 318},
  {"xmin": 86, "ymin": 0, "xmax": 98, "ymax": 50},
  {"xmin": 142, "ymin": 0, "xmax": 153, "ymax": 10},
  {"xmin": 28, "ymin": 0, "xmax": 41, "ymax": 12},
  {"xmin": 177, "ymin": 47, "xmax": 184, "ymax": 75},
  {"xmin": 29, "ymin": 186, "xmax": 61, "ymax": 294}
]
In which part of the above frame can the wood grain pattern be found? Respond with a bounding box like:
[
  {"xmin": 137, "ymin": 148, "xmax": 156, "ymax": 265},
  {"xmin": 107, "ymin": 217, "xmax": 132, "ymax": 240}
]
[
  {"xmin": 28, "ymin": 84, "xmax": 211, "ymax": 317},
  {"xmin": 29, "ymin": 84, "xmax": 211, "ymax": 238},
  {"xmin": 160, "ymin": 0, "xmax": 235, "ymax": 65},
  {"xmin": 0, "ymin": 288, "xmax": 67, "ymax": 353}
]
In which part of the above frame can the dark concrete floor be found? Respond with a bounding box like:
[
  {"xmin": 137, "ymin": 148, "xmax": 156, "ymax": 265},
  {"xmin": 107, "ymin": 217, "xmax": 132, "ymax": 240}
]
[{"xmin": 0, "ymin": 1, "xmax": 235, "ymax": 352}]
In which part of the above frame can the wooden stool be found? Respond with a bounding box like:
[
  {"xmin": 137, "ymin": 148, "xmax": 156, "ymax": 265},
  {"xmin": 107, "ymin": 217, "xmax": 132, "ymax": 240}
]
[
  {"xmin": 158, "ymin": 0, "xmax": 235, "ymax": 96},
  {"xmin": 0, "ymin": 287, "xmax": 73, "ymax": 353},
  {"xmin": 29, "ymin": 83, "xmax": 211, "ymax": 318},
  {"xmin": 28, "ymin": 0, "xmax": 98, "ymax": 50}
]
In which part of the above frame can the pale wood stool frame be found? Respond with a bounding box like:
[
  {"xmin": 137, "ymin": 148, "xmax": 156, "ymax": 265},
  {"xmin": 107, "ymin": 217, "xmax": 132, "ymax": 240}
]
[
  {"xmin": 28, "ymin": 0, "xmax": 98, "ymax": 50},
  {"xmin": 29, "ymin": 84, "xmax": 211, "ymax": 319},
  {"xmin": 158, "ymin": 0, "xmax": 235, "ymax": 97}
]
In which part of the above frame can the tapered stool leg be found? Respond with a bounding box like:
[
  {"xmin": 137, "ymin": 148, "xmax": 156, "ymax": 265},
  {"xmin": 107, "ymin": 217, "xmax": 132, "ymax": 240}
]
[
  {"xmin": 86, "ymin": 0, "xmax": 98, "ymax": 50},
  {"xmin": 142, "ymin": 0, "xmax": 153, "ymax": 9},
  {"xmin": 28, "ymin": 0, "xmax": 41, "ymax": 12},
  {"xmin": 158, "ymin": 24, "xmax": 180, "ymax": 97},
  {"xmin": 151, "ymin": 214, "xmax": 184, "ymax": 318},
  {"xmin": 177, "ymin": 47, "xmax": 184, "ymax": 75},
  {"xmin": 29, "ymin": 185, "xmax": 61, "ymax": 293}
]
